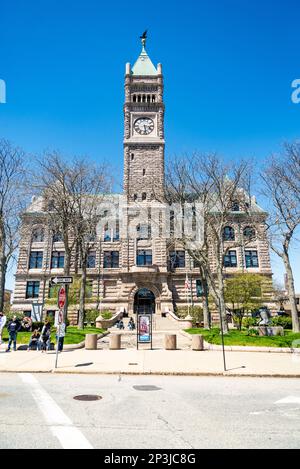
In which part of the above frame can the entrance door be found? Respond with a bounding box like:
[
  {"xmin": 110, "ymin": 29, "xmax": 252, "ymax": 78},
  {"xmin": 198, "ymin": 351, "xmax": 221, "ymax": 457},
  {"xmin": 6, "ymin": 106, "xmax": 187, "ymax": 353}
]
[{"xmin": 134, "ymin": 288, "xmax": 155, "ymax": 314}]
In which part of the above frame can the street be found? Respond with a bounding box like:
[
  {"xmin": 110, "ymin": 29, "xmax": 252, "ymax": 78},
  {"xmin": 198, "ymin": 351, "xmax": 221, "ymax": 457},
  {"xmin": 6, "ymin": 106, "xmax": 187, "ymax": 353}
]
[{"xmin": 0, "ymin": 374, "xmax": 300, "ymax": 449}]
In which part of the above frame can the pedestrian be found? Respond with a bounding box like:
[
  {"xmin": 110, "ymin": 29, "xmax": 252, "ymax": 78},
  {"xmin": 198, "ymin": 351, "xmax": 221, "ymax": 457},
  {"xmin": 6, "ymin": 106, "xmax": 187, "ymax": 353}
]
[
  {"xmin": 0, "ymin": 311, "xmax": 7, "ymax": 345},
  {"xmin": 56, "ymin": 322, "xmax": 66, "ymax": 352},
  {"xmin": 128, "ymin": 317, "xmax": 135, "ymax": 331},
  {"xmin": 27, "ymin": 329, "xmax": 41, "ymax": 351},
  {"xmin": 40, "ymin": 320, "xmax": 51, "ymax": 352},
  {"xmin": 6, "ymin": 315, "xmax": 21, "ymax": 352}
]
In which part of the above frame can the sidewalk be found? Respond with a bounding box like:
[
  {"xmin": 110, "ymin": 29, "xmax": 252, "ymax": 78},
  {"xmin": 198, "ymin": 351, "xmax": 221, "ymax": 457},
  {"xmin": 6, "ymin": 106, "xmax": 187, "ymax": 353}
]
[{"xmin": 1, "ymin": 347, "xmax": 300, "ymax": 377}]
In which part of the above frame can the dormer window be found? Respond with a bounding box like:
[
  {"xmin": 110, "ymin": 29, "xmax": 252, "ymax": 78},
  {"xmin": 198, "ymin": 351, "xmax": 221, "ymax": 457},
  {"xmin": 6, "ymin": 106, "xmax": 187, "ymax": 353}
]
[{"xmin": 231, "ymin": 201, "xmax": 240, "ymax": 212}]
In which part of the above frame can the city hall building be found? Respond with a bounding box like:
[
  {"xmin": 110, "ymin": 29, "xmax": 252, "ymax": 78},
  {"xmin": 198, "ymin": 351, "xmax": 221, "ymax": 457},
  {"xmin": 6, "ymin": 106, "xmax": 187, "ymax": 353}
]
[{"xmin": 12, "ymin": 39, "xmax": 273, "ymax": 321}]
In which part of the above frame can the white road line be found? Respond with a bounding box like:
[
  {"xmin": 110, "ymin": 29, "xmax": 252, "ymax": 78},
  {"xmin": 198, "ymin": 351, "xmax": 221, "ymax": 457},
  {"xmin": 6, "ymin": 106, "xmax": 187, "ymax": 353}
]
[
  {"xmin": 19, "ymin": 373, "xmax": 93, "ymax": 449},
  {"xmin": 275, "ymin": 396, "xmax": 300, "ymax": 405}
]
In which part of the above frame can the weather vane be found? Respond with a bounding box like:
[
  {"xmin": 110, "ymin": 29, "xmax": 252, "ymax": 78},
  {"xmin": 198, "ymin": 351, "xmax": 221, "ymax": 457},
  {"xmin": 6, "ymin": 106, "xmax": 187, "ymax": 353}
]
[{"xmin": 140, "ymin": 30, "xmax": 147, "ymax": 47}]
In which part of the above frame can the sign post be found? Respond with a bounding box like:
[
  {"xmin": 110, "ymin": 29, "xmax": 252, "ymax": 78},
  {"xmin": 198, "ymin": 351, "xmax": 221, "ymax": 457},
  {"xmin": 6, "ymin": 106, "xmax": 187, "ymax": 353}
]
[{"xmin": 55, "ymin": 286, "xmax": 66, "ymax": 369}]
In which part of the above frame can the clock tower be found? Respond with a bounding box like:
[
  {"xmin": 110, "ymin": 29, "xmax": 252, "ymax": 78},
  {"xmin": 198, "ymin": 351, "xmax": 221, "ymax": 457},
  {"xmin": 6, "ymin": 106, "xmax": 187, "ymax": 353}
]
[{"xmin": 123, "ymin": 35, "xmax": 165, "ymax": 201}]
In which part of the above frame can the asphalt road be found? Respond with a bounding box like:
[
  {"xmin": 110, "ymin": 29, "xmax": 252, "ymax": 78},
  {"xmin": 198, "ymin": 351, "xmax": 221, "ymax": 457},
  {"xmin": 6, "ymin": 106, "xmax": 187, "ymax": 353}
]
[{"xmin": 0, "ymin": 373, "xmax": 300, "ymax": 449}]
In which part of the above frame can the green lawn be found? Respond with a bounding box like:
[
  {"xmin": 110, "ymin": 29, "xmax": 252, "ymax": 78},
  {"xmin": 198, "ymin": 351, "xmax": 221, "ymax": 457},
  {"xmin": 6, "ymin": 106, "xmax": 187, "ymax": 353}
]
[
  {"xmin": 1, "ymin": 326, "xmax": 105, "ymax": 346},
  {"xmin": 185, "ymin": 328, "xmax": 300, "ymax": 348}
]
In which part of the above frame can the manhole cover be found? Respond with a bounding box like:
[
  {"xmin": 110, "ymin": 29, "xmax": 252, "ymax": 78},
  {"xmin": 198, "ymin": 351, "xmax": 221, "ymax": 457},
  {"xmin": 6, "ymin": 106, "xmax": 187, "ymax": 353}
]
[
  {"xmin": 133, "ymin": 385, "xmax": 161, "ymax": 391},
  {"xmin": 73, "ymin": 395, "xmax": 102, "ymax": 401}
]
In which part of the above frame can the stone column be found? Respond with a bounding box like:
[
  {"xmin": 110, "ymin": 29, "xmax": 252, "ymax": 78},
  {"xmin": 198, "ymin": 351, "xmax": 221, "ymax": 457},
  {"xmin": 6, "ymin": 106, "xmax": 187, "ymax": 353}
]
[
  {"xmin": 110, "ymin": 334, "xmax": 121, "ymax": 350},
  {"xmin": 85, "ymin": 334, "xmax": 98, "ymax": 350},
  {"xmin": 164, "ymin": 334, "xmax": 177, "ymax": 350},
  {"xmin": 191, "ymin": 334, "xmax": 204, "ymax": 351}
]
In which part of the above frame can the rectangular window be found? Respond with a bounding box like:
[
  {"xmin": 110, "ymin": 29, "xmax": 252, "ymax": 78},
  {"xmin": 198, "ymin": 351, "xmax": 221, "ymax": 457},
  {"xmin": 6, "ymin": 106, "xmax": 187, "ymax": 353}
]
[
  {"xmin": 245, "ymin": 250, "xmax": 259, "ymax": 268},
  {"xmin": 196, "ymin": 279, "xmax": 204, "ymax": 297},
  {"xmin": 51, "ymin": 251, "xmax": 65, "ymax": 269},
  {"xmin": 26, "ymin": 281, "xmax": 40, "ymax": 299},
  {"xmin": 224, "ymin": 250, "xmax": 237, "ymax": 268},
  {"xmin": 137, "ymin": 250, "xmax": 152, "ymax": 266},
  {"xmin": 103, "ymin": 251, "xmax": 119, "ymax": 268},
  {"xmin": 169, "ymin": 250, "xmax": 185, "ymax": 269},
  {"xmin": 29, "ymin": 251, "xmax": 43, "ymax": 269},
  {"xmin": 87, "ymin": 252, "xmax": 96, "ymax": 268}
]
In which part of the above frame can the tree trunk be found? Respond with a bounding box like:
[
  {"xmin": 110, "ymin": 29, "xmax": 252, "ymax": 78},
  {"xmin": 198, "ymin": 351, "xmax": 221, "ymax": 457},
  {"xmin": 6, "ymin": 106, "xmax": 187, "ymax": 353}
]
[
  {"xmin": 0, "ymin": 257, "xmax": 6, "ymax": 312},
  {"xmin": 282, "ymin": 249, "xmax": 300, "ymax": 333},
  {"xmin": 78, "ymin": 251, "xmax": 87, "ymax": 330},
  {"xmin": 217, "ymin": 266, "xmax": 229, "ymax": 334},
  {"xmin": 202, "ymin": 279, "xmax": 211, "ymax": 329},
  {"xmin": 0, "ymin": 221, "xmax": 6, "ymax": 312}
]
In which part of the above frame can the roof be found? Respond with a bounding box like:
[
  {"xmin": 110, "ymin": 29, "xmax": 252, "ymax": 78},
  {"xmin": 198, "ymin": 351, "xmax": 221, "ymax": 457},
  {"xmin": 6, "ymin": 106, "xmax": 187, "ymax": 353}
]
[{"xmin": 131, "ymin": 44, "xmax": 157, "ymax": 76}]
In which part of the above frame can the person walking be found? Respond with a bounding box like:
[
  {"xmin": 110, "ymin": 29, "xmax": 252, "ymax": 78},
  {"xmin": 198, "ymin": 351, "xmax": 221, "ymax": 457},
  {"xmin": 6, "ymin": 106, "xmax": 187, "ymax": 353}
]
[
  {"xmin": 6, "ymin": 315, "xmax": 21, "ymax": 352},
  {"xmin": 40, "ymin": 320, "xmax": 51, "ymax": 352},
  {"xmin": 0, "ymin": 311, "xmax": 7, "ymax": 345},
  {"xmin": 56, "ymin": 322, "xmax": 66, "ymax": 352}
]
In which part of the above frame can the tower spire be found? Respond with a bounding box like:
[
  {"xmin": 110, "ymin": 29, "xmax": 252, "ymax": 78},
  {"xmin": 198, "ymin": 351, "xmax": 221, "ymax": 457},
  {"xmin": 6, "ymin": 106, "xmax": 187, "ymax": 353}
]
[
  {"xmin": 140, "ymin": 30, "xmax": 148, "ymax": 50},
  {"xmin": 132, "ymin": 30, "xmax": 157, "ymax": 76}
]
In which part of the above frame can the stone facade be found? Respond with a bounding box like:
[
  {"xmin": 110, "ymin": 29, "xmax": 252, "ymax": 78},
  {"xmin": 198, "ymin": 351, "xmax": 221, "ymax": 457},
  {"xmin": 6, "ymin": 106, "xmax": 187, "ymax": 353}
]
[{"xmin": 12, "ymin": 41, "xmax": 273, "ymax": 321}]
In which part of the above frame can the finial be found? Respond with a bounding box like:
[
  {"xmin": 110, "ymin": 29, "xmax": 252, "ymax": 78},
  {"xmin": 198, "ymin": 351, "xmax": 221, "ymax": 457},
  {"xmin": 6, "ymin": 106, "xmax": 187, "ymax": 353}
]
[{"xmin": 140, "ymin": 30, "xmax": 148, "ymax": 48}]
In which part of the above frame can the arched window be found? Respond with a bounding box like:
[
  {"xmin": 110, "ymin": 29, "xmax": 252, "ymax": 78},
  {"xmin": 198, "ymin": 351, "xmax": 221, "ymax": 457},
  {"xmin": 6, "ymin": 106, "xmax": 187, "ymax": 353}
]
[
  {"xmin": 152, "ymin": 95, "xmax": 156, "ymax": 102},
  {"xmin": 243, "ymin": 226, "xmax": 256, "ymax": 240},
  {"xmin": 53, "ymin": 232, "xmax": 63, "ymax": 242},
  {"xmin": 223, "ymin": 226, "xmax": 235, "ymax": 241},
  {"xmin": 142, "ymin": 192, "xmax": 147, "ymax": 201},
  {"xmin": 231, "ymin": 201, "xmax": 240, "ymax": 212},
  {"xmin": 133, "ymin": 95, "xmax": 136, "ymax": 102},
  {"xmin": 32, "ymin": 227, "xmax": 44, "ymax": 243},
  {"xmin": 138, "ymin": 95, "xmax": 141, "ymax": 103},
  {"xmin": 142, "ymin": 95, "xmax": 146, "ymax": 103},
  {"xmin": 147, "ymin": 95, "xmax": 150, "ymax": 103}
]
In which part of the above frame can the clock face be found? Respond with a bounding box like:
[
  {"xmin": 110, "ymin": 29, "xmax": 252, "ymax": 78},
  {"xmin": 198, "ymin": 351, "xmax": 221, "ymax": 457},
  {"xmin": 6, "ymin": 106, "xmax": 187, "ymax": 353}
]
[{"xmin": 134, "ymin": 117, "xmax": 154, "ymax": 135}]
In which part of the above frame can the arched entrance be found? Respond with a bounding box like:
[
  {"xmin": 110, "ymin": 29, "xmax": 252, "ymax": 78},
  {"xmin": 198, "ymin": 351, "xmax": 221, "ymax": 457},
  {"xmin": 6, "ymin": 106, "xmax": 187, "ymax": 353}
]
[{"xmin": 134, "ymin": 288, "xmax": 156, "ymax": 314}]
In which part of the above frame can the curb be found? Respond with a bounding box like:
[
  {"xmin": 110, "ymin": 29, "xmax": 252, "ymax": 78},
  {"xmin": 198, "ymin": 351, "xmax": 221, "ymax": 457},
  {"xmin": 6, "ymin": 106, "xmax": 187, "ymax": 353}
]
[
  {"xmin": 0, "ymin": 369, "xmax": 300, "ymax": 379},
  {"xmin": 180, "ymin": 330, "xmax": 298, "ymax": 354},
  {"xmin": 0, "ymin": 332, "xmax": 109, "ymax": 351}
]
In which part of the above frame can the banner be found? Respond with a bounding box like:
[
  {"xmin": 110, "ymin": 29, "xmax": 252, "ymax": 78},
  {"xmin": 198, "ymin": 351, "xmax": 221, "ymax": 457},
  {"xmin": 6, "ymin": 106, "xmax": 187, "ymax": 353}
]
[{"xmin": 138, "ymin": 314, "xmax": 151, "ymax": 343}]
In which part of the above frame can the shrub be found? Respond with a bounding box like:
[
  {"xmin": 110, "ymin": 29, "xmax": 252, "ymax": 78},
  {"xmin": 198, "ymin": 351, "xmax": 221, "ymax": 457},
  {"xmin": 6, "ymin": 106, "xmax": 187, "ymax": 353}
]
[
  {"xmin": 6, "ymin": 311, "xmax": 24, "ymax": 322},
  {"xmin": 242, "ymin": 317, "xmax": 259, "ymax": 329},
  {"xmin": 100, "ymin": 310, "xmax": 112, "ymax": 320},
  {"xmin": 85, "ymin": 309, "xmax": 99, "ymax": 324},
  {"xmin": 271, "ymin": 315, "xmax": 292, "ymax": 329},
  {"xmin": 247, "ymin": 328, "xmax": 259, "ymax": 337},
  {"xmin": 176, "ymin": 306, "xmax": 203, "ymax": 326}
]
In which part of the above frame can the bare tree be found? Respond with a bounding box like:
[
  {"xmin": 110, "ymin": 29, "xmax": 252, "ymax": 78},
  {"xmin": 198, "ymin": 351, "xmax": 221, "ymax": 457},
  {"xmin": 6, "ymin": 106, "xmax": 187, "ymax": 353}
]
[
  {"xmin": 164, "ymin": 153, "xmax": 253, "ymax": 333},
  {"xmin": 70, "ymin": 161, "xmax": 111, "ymax": 329},
  {"xmin": 0, "ymin": 139, "xmax": 27, "ymax": 311},
  {"xmin": 35, "ymin": 152, "xmax": 111, "ymax": 326},
  {"xmin": 261, "ymin": 144, "xmax": 300, "ymax": 332}
]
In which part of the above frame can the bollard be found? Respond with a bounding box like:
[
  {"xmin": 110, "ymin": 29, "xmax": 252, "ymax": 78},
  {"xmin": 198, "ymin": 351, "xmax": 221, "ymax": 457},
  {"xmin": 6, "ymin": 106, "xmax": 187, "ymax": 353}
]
[
  {"xmin": 191, "ymin": 334, "xmax": 204, "ymax": 351},
  {"xmin": 110, "ymin": 334, "xmax": 121, "ymax": 350},
  {"xmin": 85, "ymin": 334, "xmax": 98, "ymax": 350},
  {"xmin": 164, "ymin": 334, "xmax": 177, "ymax": 350}
]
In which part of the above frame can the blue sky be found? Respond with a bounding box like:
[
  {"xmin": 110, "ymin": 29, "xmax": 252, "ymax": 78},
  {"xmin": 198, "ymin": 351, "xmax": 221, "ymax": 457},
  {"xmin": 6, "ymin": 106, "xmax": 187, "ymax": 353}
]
[{"xmin": 1, "ymin": 0, "xmax": 300, "ymax": 291}]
